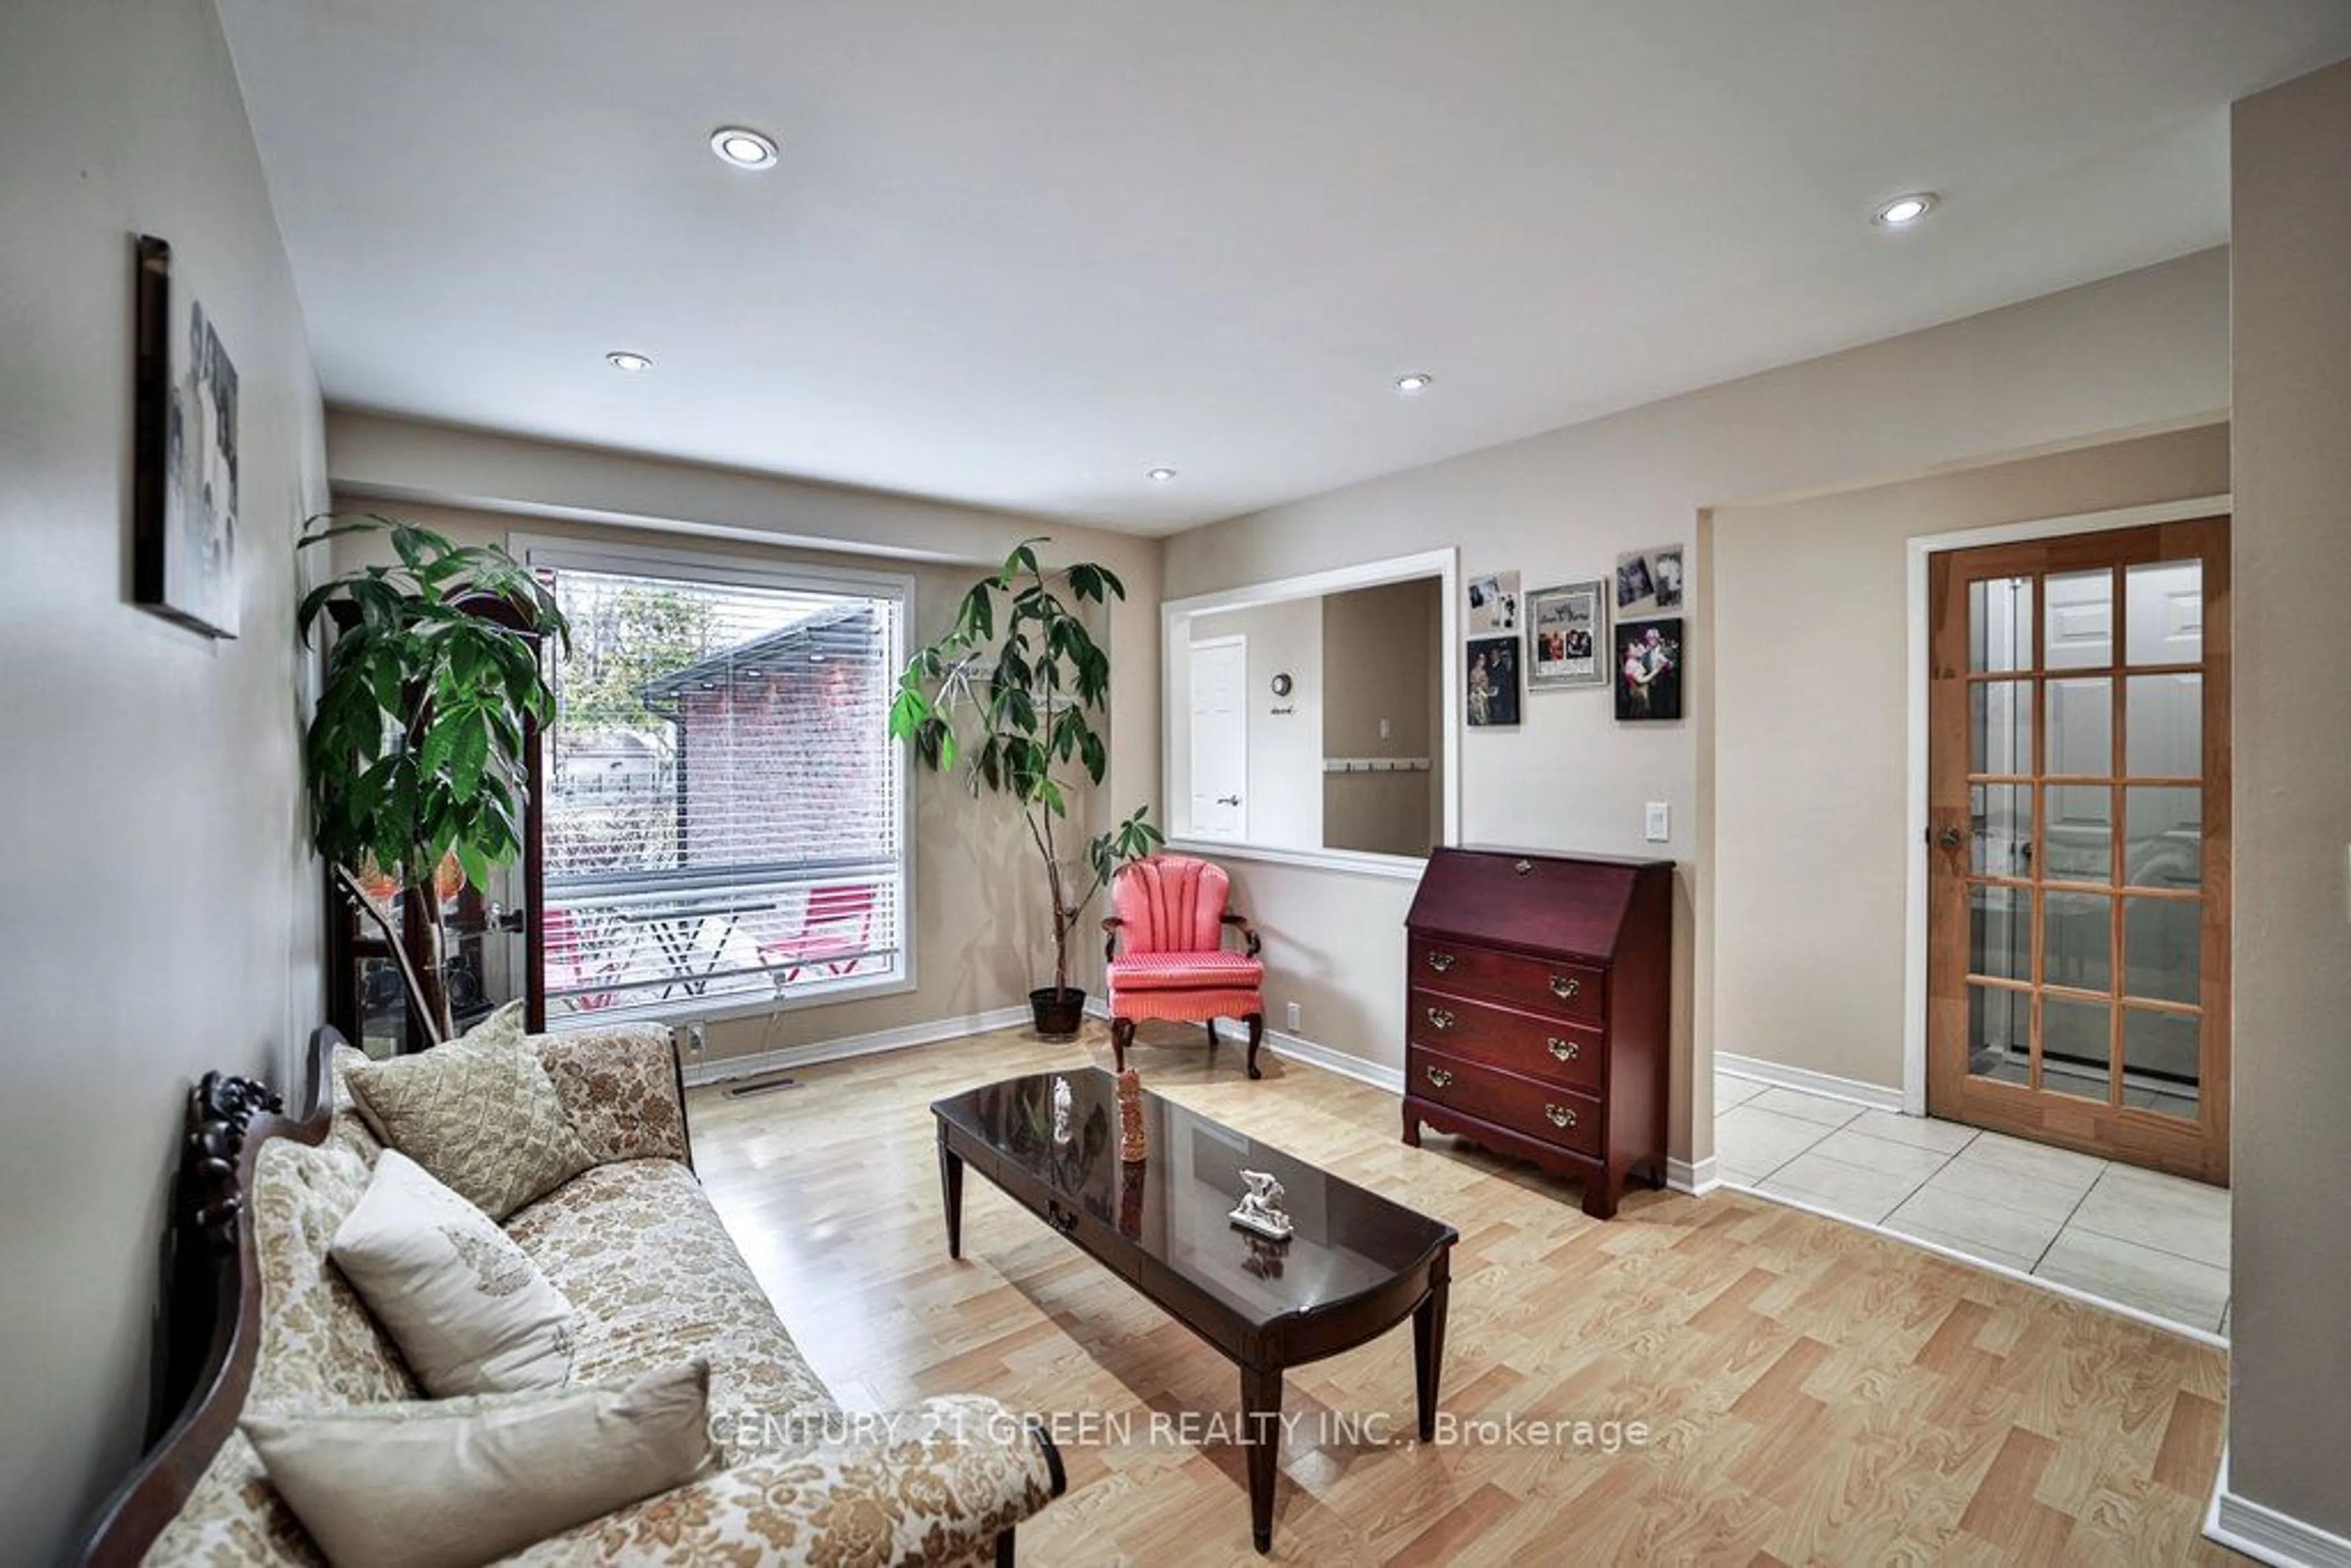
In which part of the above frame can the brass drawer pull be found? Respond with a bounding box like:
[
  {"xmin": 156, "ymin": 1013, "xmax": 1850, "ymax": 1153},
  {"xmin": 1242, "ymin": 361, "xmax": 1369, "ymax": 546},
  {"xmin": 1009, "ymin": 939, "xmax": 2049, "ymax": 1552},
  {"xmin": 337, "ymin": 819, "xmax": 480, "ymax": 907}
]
[
  {"xmin": 1547, "ymin": 1037, "xmax": 1580, "ymax": 1062},
  {"xmin": 1550, "ymin": 975, "xmax": 1581, "ymax": 1000},
  {"xmin": 1425, "ymin": 1066, "xmax": 1455, "ymax": 1089},
  {"xmin": 1513, "ymin": 858, "xmax": 1534, "ymax": 876},
  {"xmin": 1425, "ymin": 951, "xmax": 1457, "ymax": 973},
  {"xmin": 1425, "ymin": 1007, "xmax": 1455, "ymax": 1030},
  {"xmin": 1545, "ymin": 1103, "xmax": 1577, "ymax": 1130}
]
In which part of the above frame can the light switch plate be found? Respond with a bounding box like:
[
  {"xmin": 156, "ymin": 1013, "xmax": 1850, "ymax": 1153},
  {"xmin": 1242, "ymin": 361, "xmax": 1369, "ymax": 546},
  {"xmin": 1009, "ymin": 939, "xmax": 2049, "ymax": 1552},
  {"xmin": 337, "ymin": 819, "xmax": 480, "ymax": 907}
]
[
  {"xmin": 1285, "ymin": 1001, "xmax": 1302, "ymax": 1031},
  {"xmin": 1644, "ymin": 801, "xmax": 1671, "ymax": 842}
]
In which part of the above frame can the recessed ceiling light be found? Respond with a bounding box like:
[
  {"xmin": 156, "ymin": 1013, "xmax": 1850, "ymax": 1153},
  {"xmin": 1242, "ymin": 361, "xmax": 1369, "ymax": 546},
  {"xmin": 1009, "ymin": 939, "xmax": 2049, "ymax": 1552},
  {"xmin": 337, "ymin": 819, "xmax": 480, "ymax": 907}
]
[
  {"xmin": 709, "ymin": 126, "xmax": 779, "ymax": 170},
  {"xmin": 1393, "ymin": 372, "xmax": 1434, "ymax": 394},
  {"xmin": 1146, "ymin": 467, "xmax": 1179, "ymax": 484},
  {"xmin": 605, "ymin": 351, "xmax": 653, "ymax": 372},
  {"xmin": 1872, "ymin": 192, "xmax": 1938, "ymax": 228}
]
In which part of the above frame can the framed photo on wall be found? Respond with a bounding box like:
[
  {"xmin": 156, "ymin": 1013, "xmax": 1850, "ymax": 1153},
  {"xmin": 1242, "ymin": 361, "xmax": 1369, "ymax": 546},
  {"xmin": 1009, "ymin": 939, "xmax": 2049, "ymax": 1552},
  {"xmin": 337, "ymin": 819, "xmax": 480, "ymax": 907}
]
[
  {"xmin": 1467, "ymin": 634, "xmax": 1521, "ymax": 726},
  {"xmin": 1465, "ymin": 570, "xmax": 1521, "ymax": 635},
  {"xmin": 134, "ymin": 234, "xmax": 241, "ymax": 638},
  {"xmin": 1613, "ymin": 543, "xmax": 1684, "ymax": 621},
  {"xmin": 1526, "ymin": 579, "xmax": 1607, "ymax": 689},
  {"xmin": 1615, "ymin": 618, "xmax": 1683, "ymax": 722}
]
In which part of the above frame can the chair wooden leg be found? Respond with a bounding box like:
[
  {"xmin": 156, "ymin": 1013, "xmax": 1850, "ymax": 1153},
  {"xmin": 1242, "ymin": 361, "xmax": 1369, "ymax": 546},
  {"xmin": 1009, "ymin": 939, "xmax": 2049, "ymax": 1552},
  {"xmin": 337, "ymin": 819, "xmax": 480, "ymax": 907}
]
[
  {"xmin": 1245, "ymin": 1012, "xmax": 1264, "ymax": 1079},
  {"xmin": 1204, "ymin": 1018, "xmax": 1218, "ymax": 1055},
  {"xmin": 1111, "ymin": 1016, "xmax": 1134, "ymax": 1073}
]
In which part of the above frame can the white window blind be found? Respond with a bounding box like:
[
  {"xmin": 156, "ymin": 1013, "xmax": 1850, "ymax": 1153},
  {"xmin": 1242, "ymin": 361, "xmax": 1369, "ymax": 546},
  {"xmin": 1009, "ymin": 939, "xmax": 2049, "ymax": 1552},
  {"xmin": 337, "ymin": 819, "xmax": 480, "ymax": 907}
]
[{"xmin": 534, "ymin": 549, "xmax": 909, "ymax": 1021}]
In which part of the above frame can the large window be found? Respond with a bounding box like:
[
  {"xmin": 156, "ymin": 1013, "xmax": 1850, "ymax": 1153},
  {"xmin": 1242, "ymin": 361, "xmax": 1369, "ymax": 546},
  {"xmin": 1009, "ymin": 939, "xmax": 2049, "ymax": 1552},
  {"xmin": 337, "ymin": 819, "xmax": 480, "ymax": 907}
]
[{"xmin": 528, "ymin": 541, "xmax": 911, "ymax": 1022}]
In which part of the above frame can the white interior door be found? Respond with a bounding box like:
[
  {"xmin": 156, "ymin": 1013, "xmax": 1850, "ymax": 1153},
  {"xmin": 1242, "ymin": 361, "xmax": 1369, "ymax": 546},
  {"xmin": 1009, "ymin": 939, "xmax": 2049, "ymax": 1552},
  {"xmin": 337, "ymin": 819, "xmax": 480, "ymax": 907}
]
[{"xmin": 1189, "ymin": 638, "xmax": 1248, "ymax": 839}]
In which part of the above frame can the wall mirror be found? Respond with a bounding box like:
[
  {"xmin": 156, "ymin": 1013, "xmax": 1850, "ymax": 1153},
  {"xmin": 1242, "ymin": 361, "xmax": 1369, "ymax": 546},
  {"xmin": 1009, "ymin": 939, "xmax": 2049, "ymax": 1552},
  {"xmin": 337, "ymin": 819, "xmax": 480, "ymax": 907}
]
[{"xmin": 1162, "ymin": 549, "xmax": 1460, "ymax": 872}]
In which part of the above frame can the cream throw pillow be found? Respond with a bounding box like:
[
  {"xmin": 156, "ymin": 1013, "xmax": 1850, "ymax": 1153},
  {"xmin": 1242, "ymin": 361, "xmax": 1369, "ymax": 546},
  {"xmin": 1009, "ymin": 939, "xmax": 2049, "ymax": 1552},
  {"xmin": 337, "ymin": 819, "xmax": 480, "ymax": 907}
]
[
  {"xmin": 330, "ymin": 1149, "xmax": 574, "ymax": 1396},
  {"xmin": 343, "ymin": 1003, "xmax": 592, "ymax": 1220},
  {"xmin": 244, "ymin": 1360, "xmax": 715, "ymax": 1568}
]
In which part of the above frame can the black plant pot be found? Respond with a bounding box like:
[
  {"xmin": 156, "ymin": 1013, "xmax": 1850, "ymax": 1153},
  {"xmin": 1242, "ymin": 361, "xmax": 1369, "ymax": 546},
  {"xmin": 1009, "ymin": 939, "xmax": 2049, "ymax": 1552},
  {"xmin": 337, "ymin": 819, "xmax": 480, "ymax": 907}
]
[{"xmin": 1029, "ymin": 986, "xmax": 1087, "ymax": 1041}]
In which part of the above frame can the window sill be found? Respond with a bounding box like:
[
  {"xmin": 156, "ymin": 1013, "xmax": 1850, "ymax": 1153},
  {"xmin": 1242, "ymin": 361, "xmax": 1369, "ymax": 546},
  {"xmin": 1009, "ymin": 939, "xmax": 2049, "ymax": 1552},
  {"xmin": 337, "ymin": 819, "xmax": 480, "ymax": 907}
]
[
  {"xmin": 542, "ymin": 967, "xmax": 918, "ymax": 1033},
  {"xmin": 1163, "ymin": 837, "xmax": 1429, "ymax": 882}
]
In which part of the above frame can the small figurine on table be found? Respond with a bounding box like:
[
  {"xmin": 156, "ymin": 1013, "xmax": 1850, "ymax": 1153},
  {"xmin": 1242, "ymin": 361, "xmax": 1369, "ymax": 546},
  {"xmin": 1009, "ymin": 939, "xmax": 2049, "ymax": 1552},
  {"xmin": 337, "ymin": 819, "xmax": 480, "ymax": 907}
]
[{"xmin": 1229, "ymin": 1169, "xmax": 1293, "ymax": 1240}]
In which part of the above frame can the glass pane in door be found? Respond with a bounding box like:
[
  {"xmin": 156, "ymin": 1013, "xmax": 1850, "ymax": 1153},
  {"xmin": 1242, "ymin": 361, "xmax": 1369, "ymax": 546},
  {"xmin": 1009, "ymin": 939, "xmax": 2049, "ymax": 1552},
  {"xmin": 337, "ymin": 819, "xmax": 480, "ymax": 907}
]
[
  {"xmin": 2045, "ymin": 679, "xmax": 2112, "ymax": 775},
  {"xmin": 1970, "ymin": 576, "xmax": 2035, "ymax": 673},
  {"xmin": 2042, "ymin": 784, "xmax": 2112, "ymax": 883},
  {"xmin": 2041, "ymin": 995, "xmax": 2113, "ymax": 1101},
  {"xmin": 2126, "ymin": 674, "xmax": 2202, "ymax": 777},
  {"xmin": 2044, "ymin": 569, "xmax": 2114, "ymax": 670},
  {"xmin": 2124, "ymin": 896, "xmax": 2200, "ymax": 1005},
  {"xmin": 2123, "ymin": 1008, "xmax": 2200, "ymax": 1119},
  {"xmin": 2126, "ymin": 561, "xmax": 2203, "ymax": 665},
  {"xmin": 1971, "ymin": 783, "xmax": 2034, "ymax": 877},
  {"xmin": 2125, "ymin": 787, "xmax": 2202, "ymax": 888},
  {"xmin": 2044, "ymin": 891, "xmax": 2112, "ymax": 991},
  {"xmin": 1971, "ymin": 681, "xmax": 2033, "ymax": 775},
  {"xmin": 1968, "ymin": 885, "xmax": 2030, "ymax": 981},
  {"xmin": 1968, "ymin": 985, "xmax": 2029, "ymax": 1082}
]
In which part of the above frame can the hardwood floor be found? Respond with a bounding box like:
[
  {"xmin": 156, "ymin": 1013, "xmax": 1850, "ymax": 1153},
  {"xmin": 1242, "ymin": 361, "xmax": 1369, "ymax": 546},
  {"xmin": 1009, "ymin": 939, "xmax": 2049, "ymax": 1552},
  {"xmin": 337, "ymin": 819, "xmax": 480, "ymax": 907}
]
[{"xmin": 691, "ymin": 1021, "xmax": 2238, "ymax": 1565}]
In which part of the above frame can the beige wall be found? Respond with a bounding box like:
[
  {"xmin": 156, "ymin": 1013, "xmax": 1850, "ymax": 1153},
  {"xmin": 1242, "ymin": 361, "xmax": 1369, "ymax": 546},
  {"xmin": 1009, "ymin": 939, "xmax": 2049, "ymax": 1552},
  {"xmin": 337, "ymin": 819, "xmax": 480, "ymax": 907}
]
[
  {"xmin": 1166, "ymin": 249, "xmax": 2230, "ymax": 1161},
  {"xmin": 1708, "ymin": 426, "xmax": 2229, "ymax": 1091},
  {"xmin": 0, "ymin": 1, "xmax": 328, "ymax": 1558},
  {"xmin": 1187, "ymin": 599, "xmax": 1325, "ymax": 849},
  {"xmin": 1322, "ymin": 579, "xmax": 1441, "ymax": 858},
  {"xmin": 324, "ymin": 433, "xmax": 1163, "ymax": 1066},
  {"xmin": 2226, "ymin": 55, "xmax": 2351, "ymax": 1543}
]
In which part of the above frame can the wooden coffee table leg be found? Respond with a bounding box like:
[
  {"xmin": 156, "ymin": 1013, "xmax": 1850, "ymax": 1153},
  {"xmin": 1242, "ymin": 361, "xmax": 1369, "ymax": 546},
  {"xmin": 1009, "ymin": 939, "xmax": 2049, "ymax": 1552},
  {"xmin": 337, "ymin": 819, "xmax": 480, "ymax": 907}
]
[
  {"xmin": 937, "ymin": 1131, "xmax": 964, "ymax": 1259},
  {"xmin": 1413, "ymin": 1252, "xmax": 1451, "ymax": 1441},
  {"xmin": 1241, "ymin": 1362, "xmax": 1283, "ymax": 1554}
]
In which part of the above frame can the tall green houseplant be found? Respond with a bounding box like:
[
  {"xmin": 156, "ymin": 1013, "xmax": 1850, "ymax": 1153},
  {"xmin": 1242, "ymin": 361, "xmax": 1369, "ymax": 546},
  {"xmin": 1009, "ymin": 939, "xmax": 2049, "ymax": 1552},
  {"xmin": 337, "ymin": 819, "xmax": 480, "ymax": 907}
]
[
  {"xmin": 298, "ymin": 514, "xmax": 568, "ymax": 1043},
  {"xmin": 890, "ymin": 539, "xmax": 1160, "ymax": 1036}
]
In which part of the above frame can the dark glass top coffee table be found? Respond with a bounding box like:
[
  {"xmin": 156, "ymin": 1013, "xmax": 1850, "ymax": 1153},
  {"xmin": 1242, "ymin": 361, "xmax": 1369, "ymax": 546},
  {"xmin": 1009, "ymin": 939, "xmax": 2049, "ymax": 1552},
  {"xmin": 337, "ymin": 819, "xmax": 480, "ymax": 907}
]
[{"xmin": 931, "ymin": 1069, "xmax": 1457, "ymax": 1554}]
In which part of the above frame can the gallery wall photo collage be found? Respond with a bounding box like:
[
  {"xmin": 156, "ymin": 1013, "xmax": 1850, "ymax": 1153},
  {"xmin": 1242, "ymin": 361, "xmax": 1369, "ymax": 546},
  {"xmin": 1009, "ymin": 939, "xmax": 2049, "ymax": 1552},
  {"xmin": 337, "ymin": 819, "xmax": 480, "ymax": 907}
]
[{"xmin": 1462, "ymin": 544, "xmax": 1684, "ymax": 728}]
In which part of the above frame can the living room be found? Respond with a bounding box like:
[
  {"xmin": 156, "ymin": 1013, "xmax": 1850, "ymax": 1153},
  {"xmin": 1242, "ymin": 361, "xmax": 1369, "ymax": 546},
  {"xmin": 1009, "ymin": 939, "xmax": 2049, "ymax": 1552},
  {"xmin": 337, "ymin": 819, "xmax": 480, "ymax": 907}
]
[{"xmin": 7, "ymin": 2, "xmax": 2351, "ymax": 1564}]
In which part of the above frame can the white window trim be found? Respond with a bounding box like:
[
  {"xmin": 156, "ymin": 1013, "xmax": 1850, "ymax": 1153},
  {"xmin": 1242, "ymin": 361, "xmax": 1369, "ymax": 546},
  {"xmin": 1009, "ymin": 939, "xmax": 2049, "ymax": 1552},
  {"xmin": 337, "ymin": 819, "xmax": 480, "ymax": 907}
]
[{"xmin": 515, "ymin": 531, "xmax": 920, "ymax": 1027}]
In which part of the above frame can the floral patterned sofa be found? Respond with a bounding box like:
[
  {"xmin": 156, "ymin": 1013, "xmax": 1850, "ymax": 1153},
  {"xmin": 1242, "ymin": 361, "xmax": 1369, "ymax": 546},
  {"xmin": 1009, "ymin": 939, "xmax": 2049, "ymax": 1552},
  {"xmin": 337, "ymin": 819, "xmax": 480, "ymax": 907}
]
[{"xmin": 91, "ymin": 1024, "xmax": 1063, "ymax": 1566}]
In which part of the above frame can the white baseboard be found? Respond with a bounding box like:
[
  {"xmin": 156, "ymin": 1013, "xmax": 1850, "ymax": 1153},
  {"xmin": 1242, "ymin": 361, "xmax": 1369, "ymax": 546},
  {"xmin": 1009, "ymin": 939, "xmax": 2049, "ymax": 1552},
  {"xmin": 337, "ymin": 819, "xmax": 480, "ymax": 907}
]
[
  {"xmin": 2208, "ymin": 1451, "xmax": 2351, "ymax": 1568},
  {"xmin": 1667, "ymin": 1155, "xmax": 1720, "ymax": 1196},
  {"xmin": 1715, "ymin": 1052, "xmax": 1904, "ymax": 1114},
  {"xmin": 1261, "ymin": 1029, "xmax": 1406, "ymax": 1095},
  {"xmin": 681, "ymin": 1004, "xmax": 1033, "ymax": 1087}
]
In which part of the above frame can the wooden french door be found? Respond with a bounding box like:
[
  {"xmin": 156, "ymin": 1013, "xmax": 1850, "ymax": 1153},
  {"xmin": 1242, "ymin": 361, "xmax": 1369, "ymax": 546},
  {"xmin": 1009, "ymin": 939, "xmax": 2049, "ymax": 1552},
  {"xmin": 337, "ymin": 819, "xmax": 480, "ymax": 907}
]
[{"xmin": 1926, "ymin": 517, "xmax": 2230, "ymax": 1183}]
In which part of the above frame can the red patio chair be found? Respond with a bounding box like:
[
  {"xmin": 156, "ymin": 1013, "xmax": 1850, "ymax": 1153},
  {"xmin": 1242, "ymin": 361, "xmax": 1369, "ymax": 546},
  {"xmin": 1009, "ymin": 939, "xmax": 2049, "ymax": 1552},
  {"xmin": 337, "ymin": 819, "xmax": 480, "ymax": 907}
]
[
  {"xmin": 759, "ymin": 884, "xmax": 877, "ymax": 991},
  {"xmin": 1103, "ymin": 855, "xmax": 1265, "ymax": 1079}
]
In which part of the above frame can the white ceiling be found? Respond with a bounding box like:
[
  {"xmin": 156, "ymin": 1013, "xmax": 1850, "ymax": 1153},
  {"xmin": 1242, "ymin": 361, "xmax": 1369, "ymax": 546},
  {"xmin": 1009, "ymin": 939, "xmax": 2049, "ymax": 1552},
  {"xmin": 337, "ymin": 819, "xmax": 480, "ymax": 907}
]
[{"xmin": 216, "ymin": 1, "xmax": 2351, "ymax": 534}]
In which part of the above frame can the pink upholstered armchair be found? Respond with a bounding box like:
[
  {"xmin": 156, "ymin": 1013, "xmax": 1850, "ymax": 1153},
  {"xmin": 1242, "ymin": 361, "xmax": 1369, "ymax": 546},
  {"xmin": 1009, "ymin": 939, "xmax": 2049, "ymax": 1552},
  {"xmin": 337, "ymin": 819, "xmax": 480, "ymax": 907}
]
[{"xmin": 1102, "ymin": 855, "xmax": 1266, "ymax": 1079}]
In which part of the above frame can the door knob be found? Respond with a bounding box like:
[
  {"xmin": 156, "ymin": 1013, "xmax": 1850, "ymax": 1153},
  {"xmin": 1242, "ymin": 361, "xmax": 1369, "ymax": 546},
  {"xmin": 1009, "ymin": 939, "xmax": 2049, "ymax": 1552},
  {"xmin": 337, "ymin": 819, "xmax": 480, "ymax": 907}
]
[
  {"xmin": 1217, "ymin": 794, "xmax": 1243, "ymax": 806},
  {"xmin": 1937, "ymin": 827, "xmax": 1964, "ymax": 850}
]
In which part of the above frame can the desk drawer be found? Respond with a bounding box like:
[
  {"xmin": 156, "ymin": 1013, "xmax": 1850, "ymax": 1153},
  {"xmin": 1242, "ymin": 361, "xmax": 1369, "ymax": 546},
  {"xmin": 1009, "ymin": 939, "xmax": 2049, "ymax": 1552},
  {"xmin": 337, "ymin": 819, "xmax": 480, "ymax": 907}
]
[
  {"xmin": 1407, "ymin": 988, "xmax": 1605, "ymax": 1093},
  {"xmin": 1409, "ymin": 937, "xmax": 1605, "ymax": 1026},
  {"xmin": 1409, "ymin": 1048, "xmax": 1602, "ymax": 1159}
]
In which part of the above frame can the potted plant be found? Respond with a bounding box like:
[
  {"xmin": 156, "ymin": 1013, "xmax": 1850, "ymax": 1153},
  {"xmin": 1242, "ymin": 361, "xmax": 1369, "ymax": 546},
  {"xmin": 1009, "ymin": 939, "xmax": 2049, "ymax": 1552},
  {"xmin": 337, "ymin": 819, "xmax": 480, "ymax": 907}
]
[
  {"xmin": 298, "ymin": 513, "xmax": 568, "ymax": 1044},
  {"xmin": 890, "ymin": 538, "xmax": 1161, "ymax": 1038}
]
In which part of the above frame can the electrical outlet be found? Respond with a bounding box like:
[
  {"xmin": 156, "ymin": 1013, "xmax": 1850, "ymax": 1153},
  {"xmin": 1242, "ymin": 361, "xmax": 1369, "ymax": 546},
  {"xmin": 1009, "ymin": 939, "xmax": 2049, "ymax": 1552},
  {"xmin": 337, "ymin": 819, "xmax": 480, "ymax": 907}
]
[
  {"xmin": 1285, "ymin": 1001, "xmax": 1302, "ymax": 1032},
  {"xmin": 686, "ymin": 1021, "xmax": 707, "ymax": 1057},
  {"xmin": 1644, "ymin": 801, "xmax": 1671, "ymax": 842},
  {"xmin": 1379, "ymin": 718, "xmax": 1392, "ymax": 741}
]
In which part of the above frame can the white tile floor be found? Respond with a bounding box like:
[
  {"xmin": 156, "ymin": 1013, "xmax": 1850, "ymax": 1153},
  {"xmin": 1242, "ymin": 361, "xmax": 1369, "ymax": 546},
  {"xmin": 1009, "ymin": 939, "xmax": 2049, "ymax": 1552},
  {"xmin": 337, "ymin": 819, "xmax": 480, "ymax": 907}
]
[{"xmin": 1715, "ymin": 1072, "xmax": 2230, "ymax": 1337}]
